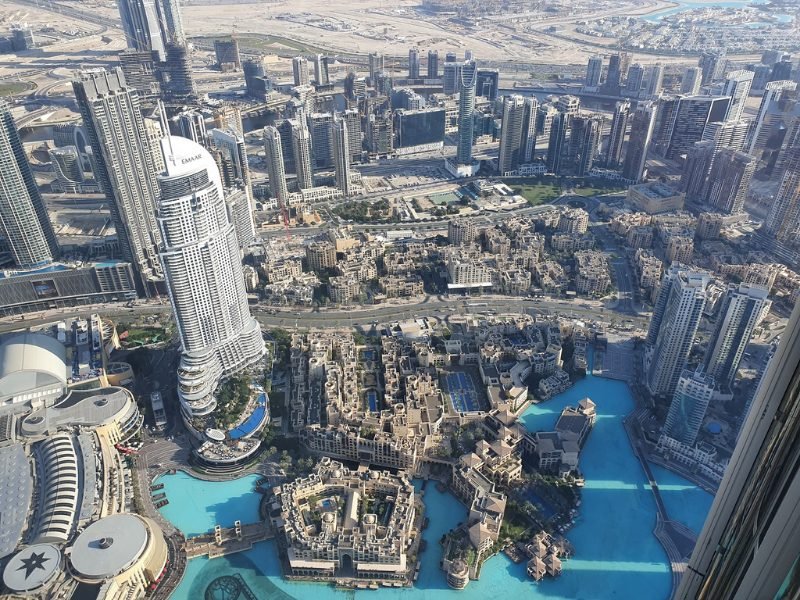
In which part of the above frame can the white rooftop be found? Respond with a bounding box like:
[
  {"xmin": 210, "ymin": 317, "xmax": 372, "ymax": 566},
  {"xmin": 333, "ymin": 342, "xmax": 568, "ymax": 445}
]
[
  {"xmin": 69, "ymin": 514, "xmax": 148, "ymax": 580},
  {"xmin": 3, "ymin": 543, "xmax": 61, "ymax": 592}
]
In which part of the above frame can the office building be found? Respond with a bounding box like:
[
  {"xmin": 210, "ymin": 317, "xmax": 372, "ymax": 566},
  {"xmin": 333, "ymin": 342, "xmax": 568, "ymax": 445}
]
[
  {"xmin": 331, "ymin": 115, "xmax": 352, "ymax": 197},
  {"xmin": 243, "ymin": 58, "xmax": 271, "ymax": 100},
  {"xmin": 264, "ymin": 126, "xmax": 289, "ymax": 205},
  {"xmin": 704, "ymin": 283, "xmax": 770, "ymax": 389},
  {"xmin": 214, "ymin": 37, "xmax": 241, "ymax": 71},
  {"xmin": 455, "ymin": 60, "xmax": 478, "ymax": 166},
  {"xmin": 171, "ymin": 110, "xmax": 207, "ymax": 145},
  {"xmin": 681, "ymin": 66, "xmax": 702, "ymax": 95},
  {"xmin": 765, "ymin": 145, "xmax": 800, "ymax": 244},
  {"xmin": 546, "ymin": 112, "xmax": 570, "ymax": 175},
  {"xmin": 770, "ymin": 56, "xmax": 793, "ymax": 81},
  {"xmin": 443, "ymin": 61, "xmax": 463, "ymax": 96},
  {"xmin": 606, "ymin": 100, "xmax": 630, "ymax": 169},
  {"xmin": 747, "ymin": 80, "xmax": 798, "ymax": 154},
  {"xmin": 342, "ymin": 108, "xmax": 362, "ymax": 162},
  {"xmin": 427, "ymin": 50, "xmax": 439, "ymax": 79},
  {"xmin": 699, "ymin": 51, "xmax": 727, "ymax": 85},
  {"xmin": 705, "ymin": 149, "xmax": 756, "ymax": 214},
  {"xmin": 520, "ymin": 96, "xmax": 539, "ymax": 163},
  {"xmin": 0, "ymin": 101, "xmax": 58, "ymax": 268},
  {"xmin": 498, "ymin": 95, "xmax": 526, "ymax": 175},
  {"xmin": 646, "ymin": 267, "xmax": 709, "ymax": 397},
  {"xmin": 366, "ymin": 113, "xmax": 393, "ymax": 156},
  {"xmin": 680, "ymin": 140, "xmax": 716, "ymax": 201},
  {"xmin": 292, "ymin": 57, "xmax": 310, "ymax": 87},
  {"xmin": 476, "ymin": 69, "xmax": 499, "ymax": 101},
  {"xmin": 622, "ymin": 101, "xmax": 657, "ymax": 181},
  {"xmin": 308, "ymin": 112, "xmax": 334, "ymax": 168},
  {"xmin": 157, "ymin": 135, "xmax": 264, "ymax": 419},
  {"xmin": 313, "ymin": 54, "xmax": 330, "ymax": 86},
  {"xmin": 645, "ymin": 64, "xmax": 664, "ymax": 97},
  {"xmin": 291, "ymin": 118, "xmax": 314, "ymax": 189},
  {"xmin": 585, "ymin": 56, "xmax": 603, "ymax": 89},
  {"xmin": 701, "ymin": 119, "xmax": 749, "ymax": 154},
  {"xmin": 368, "ymin": 52, "xmax": 384, "ymax": 82},
  {"xmin": 118, "ymin": 0, "xmax": 184, "ymax": 62},
  {"xmin": 676, "ymin": 301, "xmax": 800, "ymax": 600},
  {"xmin": 604, "ymin": 54, "xmax": 623, "ymax": 95},
  {"xmin": 625, "ymin": 63, "xmax": 644, "ymax": 97},
  {"xmin": 666, "ymin": 96, "xmax": 731, "ymax": 159},
  {"xmin": 663, "ymin": 369, "xmax": 716, "ymax": 445},
  {"xmin": 408, "ymin": 48, "xmax": 420, "ymax": 79},
  {"xmin": 394, "ymin": 108, "xmax": 446, "ymax": 153},
  {"xmin": 210, "ymin": 128, "xmax": 250, "ymax": 191},
  {"xmin": 568, "ymin": 116, "xmax": 601, "ymax": 176},
  {"xmin": 72, "ymin": 68, "xmax": 163, "ymax": 295},
  {"xmin": 722, "ymin": 70, "xmax": 754, "ymax": 121}
]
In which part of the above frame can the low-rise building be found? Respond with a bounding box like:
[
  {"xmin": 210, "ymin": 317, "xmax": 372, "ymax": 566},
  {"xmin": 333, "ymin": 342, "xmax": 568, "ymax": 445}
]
[
  {"xmin": 574, "ymin": 251, "xmax": 610, "ymax": 296},
  {"xmin": 626, "ymin": 182, "xmax": 685, "ymax": 214}
]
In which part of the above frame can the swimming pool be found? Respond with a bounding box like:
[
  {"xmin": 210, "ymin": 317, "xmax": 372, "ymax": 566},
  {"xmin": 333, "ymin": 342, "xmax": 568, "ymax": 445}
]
[{"xmin": 229, "ymin": 393, "xmax": 268, "ymax": 440}]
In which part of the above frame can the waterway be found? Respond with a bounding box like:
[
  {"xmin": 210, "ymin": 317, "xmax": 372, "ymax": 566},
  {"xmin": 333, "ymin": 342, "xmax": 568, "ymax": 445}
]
[
  {"xmin": 641, "ymin": 0, "xmax": 769, "ymax": 22},
  {"xmin": 157, "ymin": 367, "xmax": 713, "ymax": 599}
]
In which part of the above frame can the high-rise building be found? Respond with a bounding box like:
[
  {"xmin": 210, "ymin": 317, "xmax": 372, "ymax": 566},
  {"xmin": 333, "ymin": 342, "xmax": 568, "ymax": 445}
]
[
  {"xmin": 172, "ymin": 109, "xmax": 207, "ymax": 146},
  {"xmin": 455, "ymin": 60, "xmax": 478, "ymax": 166},
  {"xmin": 291, "ymin": 118, "xmax": 314, "ymax": 190},
  {"xmin": 585, "ymin": 56, "xmax": 603, "ymax": 89},
  {"xmin": 645, "ymin": 64, "xmax": 664, "ymax": 97},
  {"xmin": 681, "ymin": 66, "xmax": 702, "ymax": 95},
  {"xmin": 704, "ymin": 283, "xmax": 771, "ymax": 389},
  {"xmin": 770, "ymin": 56, "xmax": 793, "ymax": 82},
  {"xmin": 408, "ymin": 49, "xmax": 420, "ymax": 79},
  {"xmin": 313, "ymin": 54, "xmax": 330, "ymax": 86},
  {"xmin": 568, "ymin": 116, "xmax": 601, "ymax": 176},
  {"xmin": 159, "ymin": 42, "xmax": 196, "ymax": 101},
  {"xmin": 520, "ymin": 96, "xmax": 539, "ymax": 163},
  {"xmin": 118, "ymin": 0, "xmax": 184, "ymax": 61},
  {"xmin": 680, "ymin": 140, "xmax": 716, "ymax": 201},
  {"xmin": 308, "ymin": 112, "xmax": 334, "ymax": 168},
  {"xmin": 118, "ymin": 50, "xmax": 160, "ymax": 102},
  {"xmin": 722, "ymin": 70, "xmax": 755, "ymax": 121},
  {"xmin": 73, "ymin": 68, "xmax": 163, "ymax": 295},
  {"xmin": 368, "ymin": 53, "xmax": 384, "ymax": 83},
  {"xmin": 705, "ymin": 148, "xmax": 757, "ymax": 214},
  {"xmin": 651, "ymin": 95, "xmax": 681, "ymax": 156},
  {"xmin": 210, "ymin": 128, "xmax": 250, "ymax": 192},
  {"xmin": 666, "ymin": 95, "xmax": 731, "ymax": 159},
  {"xmin": 622, "ymin": 101, "xmax": 657, "ymax": 181},
  {"xmin": 442, "ymin": 61, "xmax": 463, "ymax": 96},
  {"xmin": 646, "ymin": 267, "xmax": 710, "ymax": 397},
  {"xmin": 606, "ymin": 100, "xmax": 630, "ymax": 168},
  {"xmin": 475, "ymin": 69, "xmax": 499, "ymax": 101},
  {"xmin": 765, "ymin": 145, "xmax": 800, "ymax": 244},
  {"xmin": 157, "ymin": 135, "xmax": 264, "ymax": 420},
  {"xmin": 676, "ymin": 299, "xmax": 800, "ymax": 600},
  {"xmin": 331, "ymin": 115, "xmax": 352, "ymax": 197},
  {"xmin": 292, "ymin": 57, "xmax": 310, "ymax": 87},
  {"xmin": 604, "ymin": 54, "xmax": 624, "ymax": 95},
  {"xmin": 699, "ymin": 50, "xmax": 727, "ymax": 85},
  {"xmin": 214, "ymin": 38, "xmax": 241, "ymax": 71},
  {"xmin": 701, "ymin": 119, "xmax": 749, "ymax": 154},
  {"xmin": 264, "ymin": 126, "xmax": 289, "ymax": 205},
  {"xmin": 0, "ymin": 100, "xmax": 58, "ymax": 268},
  {"xmin": 498, "ymin": 95, "xmax": 525, "ymax": 175},
  {"xmin": 243, "ymin": 58, "xmax": 271, "ymax": 100},
  {"xmin": 225, "ymin": 188, "xmax": 255, "ymax": 249},
  {"xmin": 663, "ymin": 368, "xmax": 716, "ymax": 445},
  {"xmin": 427, "ymin": 50, "xmax": 439, "ymax": 79},
  {"xmin": 448, "ymin": 219, "xmax": 476, "ymax": 245},
  {"xmin": 546, "ymin": 111, "xmax": 570, "ymax": 175},
  {"xmin": 342, "ymin": 109, "xmax": 362, "ymax": 162},
  {"xmin": 625, "ymin": 63, "xmax": 644, "ymax": 97},
  {"xmin": 747, "ymin": 80, "xmax": 798, "ymax": 154}
]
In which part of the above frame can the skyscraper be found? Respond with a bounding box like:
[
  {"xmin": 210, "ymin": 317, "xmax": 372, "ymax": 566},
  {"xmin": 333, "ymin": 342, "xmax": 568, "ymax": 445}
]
[
  {"xmin": 171, "ymin": 109, "xmax": 207, "ymax": 145},
  {"xmin": 73, "ymin": 68, "xmax": 163, "ymax": 295},
  {"xmin": 0, "ymin": 101, "xmax": 59, "ymax": 268},
  {"xmin": 442, "ymin": 61, "xmax": 463, "ymax": 96},
  {"xmin": 160, "ymin": 42, "xmax": 196, "ymax": 101},
  {"xmin": 747, "ymin": 80, "xmax": 797, "ymax": 154},
  {"xmin": 118, "ymin": 0, "xmax": 184, "ymax": 61},
  {"xmin": 765, "ymin": 145, "xmax": 800, "ymax": 244},
  {"xmin": 585, "ymin": 56, "xmax": 603, "ymax": 89},
  {"xmin": 621, "ymin": 101, "xmax": 657, "ymax": 181},
  {"xmin": 699, "ymin": 50, "xmax": 727, "ymax": 85},
  {"xmin": 291, "ymin": 118, "xmax": 314, "ymax": 189},
  {"xmin": 704, "ymin": 283, "xmax": 770, "ymax": 389},
  {"xmin": 568, "ymin": 116, "xmax": 601, "ymax": 176},
  {"xmin": 666, "ymin": 95, "xmax": 731, "ymax": 159},
  {"xmin": 408, "ymin": 48, "xmax": 420, "ymax": 79},
  {"xmin": 157, "ymin": 135, "xmax": 264, "ymax": 420},
  {"xmin": 645, "ymin": 64, "xmax": 664, "ymax": 97},
  {"xmin": 498, "ymin": 95, "xmax": 525, "ymax": 175},
  {"xmin": 427, "ymin": 50, "xmax": 439, "ymax": 79},
  {"xmin": 646, "ymin": 267, "xmax": 710, "ymax": 397},
  {"xmin": 676, "ymin": 300, "xmax": 800, "ymax": 600},
  {"xmin": 704, "ymin": 148, "xmax": 757, "ymax": 214},
  {"xmin": 701, "ymin": 119, "xmax": 749, "ymax": 154},
  {"xmin": 680, "ymin": 140, "xmax": 716, "ymax": 201},
  {"xmin": 681, "ymin": 66, "xmax": 702, "ymax": 95},
  {"xmin": 625, "ymin": 63, "xmax": 644, "ymax": 97},
  {"xmin": 368, "ymin": 53, "xmax": 384, "ymax": 83},
  {"xmin": 520, "ymin": 96, "xmax": 539, "ymax": 163},
  {"xmin": 721, "ymin": 70, "xmax": 755, "ymax": 121},
  {"xmin": 263, "ymin": 126, "xmax": 289, "ymax": 205},
  {"xmin": 455, "ymin": 60, "xmax": 478, "ymax": 166},
  {"xmin": 604, "ymin": 54, "xmax": 623, "ymax": 95},
  {"xmin": 546, "ymin": 111, "xmax": 570, "ymax": 175},
  {"xmin": 663, "ymin": 368, "xmax": 716, "ymax": 445},
  {"xmin": 331, "ymin": 115, "xmax": 352, "ymax": 197},
  {"xmin": 313, "ymin": 54, "xmax": 330, "ymax": 86},
  {"xmin": 210, "ymin": 128, "xmax": 251, "ymax": 193},
  {"xmin": 475, "ymin": 69, "xmax": 499, "ymax": 101},
  {"xmin": 606, "ymin": 100, "xmax": 630, "ymax": 168},
  {"xmin": 292, "ymin": 57, "xmax": 310, "ymax": 87}
]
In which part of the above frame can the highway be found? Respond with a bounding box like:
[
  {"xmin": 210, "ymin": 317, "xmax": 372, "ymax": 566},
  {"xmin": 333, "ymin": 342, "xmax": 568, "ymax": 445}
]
[{"xmin": 0, "ymin": 295, "xmax": 649, "ymax": 336}]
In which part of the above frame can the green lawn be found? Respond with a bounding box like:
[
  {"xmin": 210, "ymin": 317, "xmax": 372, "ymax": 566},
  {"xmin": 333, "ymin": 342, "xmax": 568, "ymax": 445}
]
[
  {"xmin": 502, "ymin": 177, "xmax": 561, "ymax": 205},
  {"xmin": 0, "ymin": 81, "xmax": 34, "ymax": 97},
  {"xmin": 569, "ymin": 184, "xmax": 627, "ymax": 197}
]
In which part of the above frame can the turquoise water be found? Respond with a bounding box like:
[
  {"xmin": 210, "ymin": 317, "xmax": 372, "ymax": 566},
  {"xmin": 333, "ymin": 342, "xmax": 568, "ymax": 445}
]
[
  {"xmin": 642, "ymin": 0, "xmax": 767, "ymax": 21},
  {"xmin": 158, "ymin": 368, "xmax": 713, "ymax": 599}
]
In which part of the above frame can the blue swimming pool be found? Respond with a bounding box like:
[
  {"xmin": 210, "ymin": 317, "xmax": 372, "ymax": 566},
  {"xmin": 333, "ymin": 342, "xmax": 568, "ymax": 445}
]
[
  {"xmin": 367, "ymin": 390, "xmax": 378, "ymax": 412},
  {"xmin": 229, "ymin": 393, "xmax": 268, "ymax": 440},
  {"xmin": 158, "ymin": 356, "xmax": 714, "ymax": 599}
]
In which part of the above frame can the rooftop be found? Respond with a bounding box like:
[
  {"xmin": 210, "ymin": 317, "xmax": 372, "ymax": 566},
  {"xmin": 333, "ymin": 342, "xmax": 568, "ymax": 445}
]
[{"xmin": 69, "ymin": 514, "xmax": 148, "ymax": 580}]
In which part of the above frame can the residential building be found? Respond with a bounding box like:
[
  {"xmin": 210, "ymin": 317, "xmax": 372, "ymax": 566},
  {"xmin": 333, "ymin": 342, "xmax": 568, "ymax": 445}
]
[
  {"xmin": 663, "ymin": 368, "xmax": 716, "ymax": 445},
  {"xmin": 705, "ymin": 149, "xmax": 756, "ymax": 214},
  {"xmin": 292, "ymin": 56, "xmax": 310, "ymax": 86},
  {"xmin": 622, "ymin": 101, "xmax": 657, "ymax": 181},
  {"xmin": 498, "ymin": 95, "xmax": 526, "ymax": 175},
  {"xmin": 606, "ymin": 101, "xmax": 630, "ymax": 169},
  {"xmin": 264, "ymin": 126, "xmax": 289, "ymax": 205}
]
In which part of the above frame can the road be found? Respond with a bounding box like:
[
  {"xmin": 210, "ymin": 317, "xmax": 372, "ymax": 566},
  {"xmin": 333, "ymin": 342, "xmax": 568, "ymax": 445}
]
[{"xmin": 0, "ymin": 295, "xmax": 650, "ymax": 336}]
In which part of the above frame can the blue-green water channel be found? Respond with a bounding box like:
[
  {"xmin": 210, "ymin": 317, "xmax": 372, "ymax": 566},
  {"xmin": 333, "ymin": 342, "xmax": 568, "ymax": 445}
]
[{"xmin": 158, "ymin": 368, "xmax": 713, "ymax": 599}]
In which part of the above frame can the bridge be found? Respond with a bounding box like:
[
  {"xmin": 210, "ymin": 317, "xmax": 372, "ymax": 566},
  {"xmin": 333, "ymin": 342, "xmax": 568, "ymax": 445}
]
[{"xmin": 184, "ymin": 521, "xmax": 274, "ymax": 559}]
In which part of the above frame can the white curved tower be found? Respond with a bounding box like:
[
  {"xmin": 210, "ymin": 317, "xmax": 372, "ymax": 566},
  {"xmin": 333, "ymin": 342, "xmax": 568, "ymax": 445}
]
[{"xmin": 156, "ymin": 136, "xmax": 264, "ymax": 420}]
